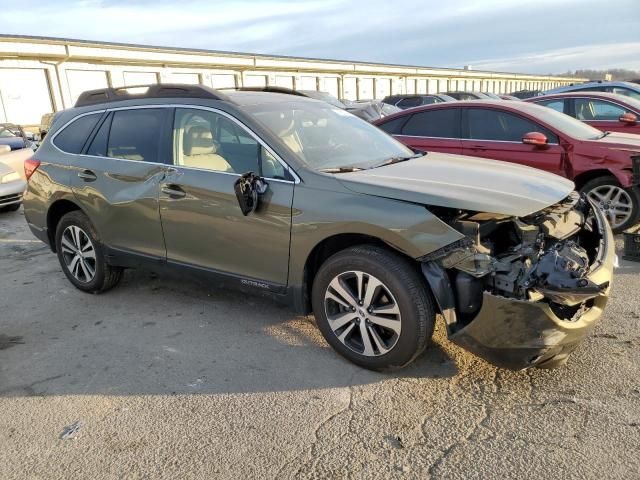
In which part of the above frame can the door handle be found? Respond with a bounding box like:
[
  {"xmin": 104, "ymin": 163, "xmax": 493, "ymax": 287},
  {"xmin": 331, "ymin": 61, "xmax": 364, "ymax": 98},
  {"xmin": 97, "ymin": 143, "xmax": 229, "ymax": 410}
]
[
  {"xmin": 161, "ymin": 184, "xmax": 186, "ymax": 198},
  {"xmin": 77, "ymin": 170, "xmax": 97, "ymax": 181},
  {"xmin": 470, "ymin": 145, "xmax": 487, "ymax": 150}
]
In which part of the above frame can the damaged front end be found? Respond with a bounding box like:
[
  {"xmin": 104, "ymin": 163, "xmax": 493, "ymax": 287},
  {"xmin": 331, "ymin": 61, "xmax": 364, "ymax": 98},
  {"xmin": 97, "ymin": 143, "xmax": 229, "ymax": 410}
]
[{"xmin": 422, "ymin": 192, "xmax": 615, "ymax": 370}]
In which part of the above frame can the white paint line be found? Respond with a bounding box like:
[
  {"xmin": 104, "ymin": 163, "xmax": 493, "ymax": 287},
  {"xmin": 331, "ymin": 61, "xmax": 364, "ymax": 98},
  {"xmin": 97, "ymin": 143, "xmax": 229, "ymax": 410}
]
[{"xmin": 0, "ymin": 239, "xmax": 41, "ymax": 243}]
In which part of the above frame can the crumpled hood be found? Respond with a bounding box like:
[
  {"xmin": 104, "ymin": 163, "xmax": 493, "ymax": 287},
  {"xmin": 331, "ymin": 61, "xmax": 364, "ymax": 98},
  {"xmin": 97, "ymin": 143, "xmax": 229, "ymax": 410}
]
[{"xmin": 337, "ymin": 153, "xmax": 574, "ymax": 217}]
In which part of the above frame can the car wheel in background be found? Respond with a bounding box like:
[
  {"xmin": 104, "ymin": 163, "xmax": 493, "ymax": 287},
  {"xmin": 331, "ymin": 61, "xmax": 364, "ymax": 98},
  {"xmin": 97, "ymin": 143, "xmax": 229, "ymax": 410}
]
[
  {"xmin": 55, "ymin": 211, "xmax": 123, "ymax": 293},
  {"xmin": 581, "ymin": 176, "xmax": 640, "ymax": 232},
  {"xmin": 311, "ymin": 245, "xmax": 435, "ymax": 371}
]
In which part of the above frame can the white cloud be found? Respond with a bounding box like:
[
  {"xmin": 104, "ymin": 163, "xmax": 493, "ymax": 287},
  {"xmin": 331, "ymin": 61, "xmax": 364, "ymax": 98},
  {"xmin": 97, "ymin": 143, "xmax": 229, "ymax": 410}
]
[
  {"xmin": 0, "ymin": 0, "xmax": 638, "ymax": 74},
  {"xmin": 468, "ymin": 43, "xmax": 640, "ymax": 73}
]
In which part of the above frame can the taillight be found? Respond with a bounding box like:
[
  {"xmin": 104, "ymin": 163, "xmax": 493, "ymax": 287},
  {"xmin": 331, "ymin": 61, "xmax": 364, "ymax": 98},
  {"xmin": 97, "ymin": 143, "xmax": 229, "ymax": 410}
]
[{"xmin": 24, "ymin": 158, "xmax": 41, "ymax": 180}]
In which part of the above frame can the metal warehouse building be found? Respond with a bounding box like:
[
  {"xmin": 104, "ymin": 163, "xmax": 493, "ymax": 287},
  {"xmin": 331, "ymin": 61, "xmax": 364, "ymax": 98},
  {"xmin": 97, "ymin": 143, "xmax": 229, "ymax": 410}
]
[{"xmin": 0, "ymin": 35, "xmax": 580, "ymax": 126}]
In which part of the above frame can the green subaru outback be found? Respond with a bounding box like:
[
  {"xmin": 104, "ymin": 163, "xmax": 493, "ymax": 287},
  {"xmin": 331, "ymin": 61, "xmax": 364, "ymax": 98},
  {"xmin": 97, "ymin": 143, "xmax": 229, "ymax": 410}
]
[{"xmin": 23, "ymin": 84, "xmax": 615, "ymax": 371}]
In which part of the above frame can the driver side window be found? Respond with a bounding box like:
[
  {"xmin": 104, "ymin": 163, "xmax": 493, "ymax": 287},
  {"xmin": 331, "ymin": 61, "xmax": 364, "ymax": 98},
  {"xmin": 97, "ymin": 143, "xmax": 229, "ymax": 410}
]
[{"xmin": 173, "ymin": 108, "xmax": 290, "ymax": 179}]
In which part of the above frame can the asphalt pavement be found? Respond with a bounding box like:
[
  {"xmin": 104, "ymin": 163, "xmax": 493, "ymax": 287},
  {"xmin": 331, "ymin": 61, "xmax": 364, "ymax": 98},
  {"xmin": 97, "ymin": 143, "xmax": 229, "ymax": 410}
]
[{"xmin": 1, "ymin": 207, "xmax": 639, "ymax": 479}]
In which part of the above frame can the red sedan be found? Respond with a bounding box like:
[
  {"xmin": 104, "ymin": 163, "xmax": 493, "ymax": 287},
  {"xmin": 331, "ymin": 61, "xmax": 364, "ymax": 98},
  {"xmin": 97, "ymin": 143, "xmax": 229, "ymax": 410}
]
[
  {"xmin": 374, "ymin": 100, "xmax": 640, "ymax": 231},
  {"xmin": 525, "ymin": 92, "xmax": 640, "ymax": 135}
]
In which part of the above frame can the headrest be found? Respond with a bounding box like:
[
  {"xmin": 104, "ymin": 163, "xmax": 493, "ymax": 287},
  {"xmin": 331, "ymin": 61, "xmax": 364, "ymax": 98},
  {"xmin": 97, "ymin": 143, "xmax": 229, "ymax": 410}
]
[
  {"xmin": 184, "ymin": 125, "xmax": 217, "ymax": 155},
  {"xmin": 266, "ymin": 111, "xmax": 295, "ymax": 137}
]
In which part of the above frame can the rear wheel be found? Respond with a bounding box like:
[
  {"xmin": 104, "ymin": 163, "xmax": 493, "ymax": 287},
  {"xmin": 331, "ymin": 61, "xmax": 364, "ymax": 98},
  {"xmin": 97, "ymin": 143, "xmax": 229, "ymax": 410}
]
[
  {"xmin": 311, "ymin": 245, "xmax": 435, "ymax": 371},
  {"xmin": 581, "ymin": 176, "xmax": 640, "ymax": 232},
  {"xmin": 55, "ymin": 211, "xmax": 123, "ymax": 293}
]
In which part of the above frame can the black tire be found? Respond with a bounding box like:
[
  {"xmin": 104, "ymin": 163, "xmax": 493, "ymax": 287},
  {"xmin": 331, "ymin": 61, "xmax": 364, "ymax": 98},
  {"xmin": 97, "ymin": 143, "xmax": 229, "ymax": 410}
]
[
  {"xmin": 311, "ymin": 245, "xmax": 435, "ymax": 371},
  {"xmin": 0, "ymin": 203, "xmax": 20, "ymax": 213},
  {"xmin": 54, "ymin": 210, "xmax": 123, "ymax": 293},
  {"xmin": 580, "ymin": 176, "xmax": 640, "ymax": 233}
]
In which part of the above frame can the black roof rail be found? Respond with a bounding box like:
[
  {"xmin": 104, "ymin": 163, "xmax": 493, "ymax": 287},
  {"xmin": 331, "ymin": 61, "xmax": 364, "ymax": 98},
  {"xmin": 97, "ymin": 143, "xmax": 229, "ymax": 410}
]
[
  {"xmin": 225, "ymin": 86, "xmax": 309, "ymax": 97},
  {"xmin": 74, "ymin": 84, "xmax": 230, "ymax": 107}
]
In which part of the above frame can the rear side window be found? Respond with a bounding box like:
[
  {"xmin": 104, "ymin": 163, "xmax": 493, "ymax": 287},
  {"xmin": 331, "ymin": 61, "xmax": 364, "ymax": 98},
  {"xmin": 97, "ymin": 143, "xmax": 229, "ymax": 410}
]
[
  {"xmin": 401, "ymin": 108, "xmax": 460, "ymax": 138},
  {"xmin": 53, "ymin": 113, "xmax": 101, "ymax": 154},
  {"xmin": 467, "ymin": 108, "xmax": 558, "ymax": 143},
  {"xmin": 397, "ymin": 97, "xmax": 422, "ymax": 108},
  {"xmin": 377, "ymin": 116, "xmax": 407, "ymax": 134},
  {"xmin": 536, "ymin": 99, "xmax": 565, "ymax": 114},
  {"xmin": 574, "ymin": 99, "xmax": 626, "ymax": 121},
  {"xmin": 107, "ymin": 109, "xmax": 169, "ymax": 162}
]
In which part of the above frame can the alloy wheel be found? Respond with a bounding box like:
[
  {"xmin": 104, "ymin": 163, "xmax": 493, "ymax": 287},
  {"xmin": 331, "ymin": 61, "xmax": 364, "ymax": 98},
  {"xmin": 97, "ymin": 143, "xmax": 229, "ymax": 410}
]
[
  {"xmin": 587, "ymin": 185, "xmax": 634, "ymax": 229},
  {"xmin": 61, "ymin": 225, "xmax": 97, "ymax": 283},
  {"xmin": 324, "ymin": 270, "xmax": 402, "ymax": 357}
]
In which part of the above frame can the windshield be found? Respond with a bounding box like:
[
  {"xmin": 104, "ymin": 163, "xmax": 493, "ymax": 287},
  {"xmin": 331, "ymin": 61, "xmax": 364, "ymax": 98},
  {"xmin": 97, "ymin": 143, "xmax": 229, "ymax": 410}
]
[
  {"xmin": 246, "ymin": 101, "xmax": 415, "ymax": 171},
  {"xmin": 530, "ymin": 105, "xmax": 606, "ymax": 140},
  {"xmin": 0, "ymin": 128, "xmax": 16, "ymax": 138}
]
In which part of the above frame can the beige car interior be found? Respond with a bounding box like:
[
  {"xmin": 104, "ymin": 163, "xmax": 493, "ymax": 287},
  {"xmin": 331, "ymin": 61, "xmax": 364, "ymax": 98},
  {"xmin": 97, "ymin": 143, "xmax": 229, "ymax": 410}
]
[{"xmin": 180, "ymin": 124, "xmax": 233, "ymax": 172}]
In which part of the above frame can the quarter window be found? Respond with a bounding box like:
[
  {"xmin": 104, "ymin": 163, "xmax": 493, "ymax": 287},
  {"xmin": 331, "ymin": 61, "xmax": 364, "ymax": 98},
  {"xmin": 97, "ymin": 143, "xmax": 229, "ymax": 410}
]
[
  {"xmin": 53, "ymin": 113, "xmax": 101, "ymax": 154},
  {"xmin": 401, "ymin": 108, "xmax": 460, "ymax": 138},
  {"xmin": 107, "ymin": 109, "xmax": 169, "ymax": 162},
  {"xmin": 574, "ymin": 99, "xmax": 626, "ymax": 121},
  {"xmin": 467, "ymin": 108, "xmax": 558, "ymax": 143}
]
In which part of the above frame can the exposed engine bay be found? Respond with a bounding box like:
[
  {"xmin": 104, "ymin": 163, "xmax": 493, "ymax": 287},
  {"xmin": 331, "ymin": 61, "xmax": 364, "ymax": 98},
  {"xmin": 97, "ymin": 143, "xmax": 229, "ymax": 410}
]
[{"xmin": 424, "ymin": 192, "xmax": 609, "ymax": 332}]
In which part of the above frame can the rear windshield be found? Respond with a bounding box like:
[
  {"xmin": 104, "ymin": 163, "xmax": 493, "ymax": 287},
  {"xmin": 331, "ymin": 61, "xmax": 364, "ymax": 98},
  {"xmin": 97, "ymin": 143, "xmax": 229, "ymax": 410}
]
[{"xmin": 244, "ymin": 101, "xmax": 413, "ymax": 171}]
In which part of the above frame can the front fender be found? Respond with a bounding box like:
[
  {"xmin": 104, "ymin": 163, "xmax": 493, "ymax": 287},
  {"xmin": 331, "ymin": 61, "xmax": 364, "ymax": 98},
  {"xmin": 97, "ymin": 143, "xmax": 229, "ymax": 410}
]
[{"xmin": 288, "ymin": 187, "xmax": 464, "ymax": 292}]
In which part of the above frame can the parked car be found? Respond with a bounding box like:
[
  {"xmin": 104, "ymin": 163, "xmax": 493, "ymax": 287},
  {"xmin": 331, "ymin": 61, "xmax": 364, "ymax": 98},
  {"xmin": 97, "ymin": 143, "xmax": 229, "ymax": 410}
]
[
  {"xmin": 295, "ymin": 90, "xmax": 348, "ymax": 109},
  {"xmin": 229, "ymin": 86, "xmax": 399, "ymax": 122},
  {"xmin": 346, "ymin": 100, "xmax": 401, "ymax": 122},
  {"xmin": 382, "ymin": 94, "xmax": 456, "ymax": 109},
  {"xmin": 0, "ymin": 123, "xmax": 36, "ymax": 150},
  {"xmin": 24, "ymin": 84, "xmax": 614, "ymax": 371},
  {"xmin": 481, "ymin": 92, "xmax": 502, "ymax": 100},
  {"xmin": 499, "ymin": 94, "xmax": 522, "ymax": 101},
  {"xmin": 39, "ymin": 112, "xmax": 57, "ymax": 140},
  {"xmin": 526, "ymin": 92, "xmax": 640, "ymax": 134},
  {"xmin": 375, "ymin": 100, "xmax": 640, "ymax": 231},
  {"xmin": 445, "ymin": 91, "xmax": 491, "ymax": 100},
  {"xmin": 0, "ymin": 142, "xmax": 33, "ymax": 181},
  {"xmin": 543, "ymin": 81, "xmax": 640, "ymax": 101},
  {"xmin": 0, "ymin": 145, "xmax": 27, "ymax": 212},
  {"xmin": 510, "ymin": 90, "xmax": 544, "ymax": 99}
]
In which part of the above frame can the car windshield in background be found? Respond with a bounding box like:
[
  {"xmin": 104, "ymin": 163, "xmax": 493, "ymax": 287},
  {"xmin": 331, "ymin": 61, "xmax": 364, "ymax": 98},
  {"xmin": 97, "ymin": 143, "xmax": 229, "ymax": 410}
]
[
  {"xmin": 0, "ymin": 128, "xmax": 17, "ymax": 138},
  {"xmin": 532, "ymin": 105, "xmax": 605, "ymax": 140},
  {"xmin": 298, "ymin": 91, "xmax": 347, "ymax": 109},
  {"xmin": 246, "ymin": 101, "xmax": 414, "ymax": 171}
]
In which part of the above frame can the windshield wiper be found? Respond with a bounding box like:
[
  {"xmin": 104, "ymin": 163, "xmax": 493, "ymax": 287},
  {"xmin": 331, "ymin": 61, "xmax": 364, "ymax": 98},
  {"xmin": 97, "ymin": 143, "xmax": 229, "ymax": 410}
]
[
  {"xmin": 598, "ymin": 131, "xmax": 612, "ymax": 139},
  {"xmin": 371, "ymin": 152, "xmax": 425, "ymax": 169},
  {"xmin": 318, "ymin": 166, "xmax": 364, "ymax": 173}
]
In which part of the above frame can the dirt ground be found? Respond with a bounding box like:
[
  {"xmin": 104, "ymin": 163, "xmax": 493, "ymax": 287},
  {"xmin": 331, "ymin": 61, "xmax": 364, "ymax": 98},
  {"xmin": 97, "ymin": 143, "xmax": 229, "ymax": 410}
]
[{"xmin": 1, "ymin": 207, "xmax": 639, "ymax": 479}]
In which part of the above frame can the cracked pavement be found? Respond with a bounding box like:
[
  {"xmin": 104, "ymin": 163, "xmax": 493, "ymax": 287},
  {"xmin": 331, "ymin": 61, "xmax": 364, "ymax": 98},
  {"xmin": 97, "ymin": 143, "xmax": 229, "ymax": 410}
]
[{"xmin": 1, "ymin": 208, "xmax": 639, "ymax": 479}]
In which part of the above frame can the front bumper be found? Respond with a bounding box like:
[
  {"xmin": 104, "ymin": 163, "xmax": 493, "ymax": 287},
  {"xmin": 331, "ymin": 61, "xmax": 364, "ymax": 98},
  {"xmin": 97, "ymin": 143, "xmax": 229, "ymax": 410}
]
[
  {"xmin": 448, "ymin": 202, "xmax": 615, "ymax": 370},
  {"xmin": 0, "ymin": 179, "xmax": 26, "ymax": 207}
]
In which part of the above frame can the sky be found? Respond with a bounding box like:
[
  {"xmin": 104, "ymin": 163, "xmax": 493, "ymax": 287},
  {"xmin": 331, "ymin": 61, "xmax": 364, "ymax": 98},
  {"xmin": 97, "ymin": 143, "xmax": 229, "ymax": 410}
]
[{"xmin": 2, "ymin": 0, "xmax": 639, "ymax": 74}]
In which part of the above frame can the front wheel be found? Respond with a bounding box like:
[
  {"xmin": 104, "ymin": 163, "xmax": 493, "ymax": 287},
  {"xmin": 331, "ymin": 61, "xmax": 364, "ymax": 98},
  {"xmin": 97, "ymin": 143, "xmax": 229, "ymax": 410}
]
[
  {"xmin": 581, "ymin": 176, "xmax": 640, "ymax": 233},
  {"xmin": 311, "ymin": 245, "xmax": 436, "ymax": 371},
  {"xmin": 55, "ymin": 211, "xmax": 123, "ymax": 293}
]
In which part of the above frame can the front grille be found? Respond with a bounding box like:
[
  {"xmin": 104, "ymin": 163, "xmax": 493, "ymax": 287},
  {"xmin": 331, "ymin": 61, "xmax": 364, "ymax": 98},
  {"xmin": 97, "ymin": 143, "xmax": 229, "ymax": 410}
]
[
  {"xmin": 0, "ymin": 193, "xmax": 22, "ymax": 206},
  {"xmin": 632, "ymin": 154, "xmax": 640, "ymax": 186}
]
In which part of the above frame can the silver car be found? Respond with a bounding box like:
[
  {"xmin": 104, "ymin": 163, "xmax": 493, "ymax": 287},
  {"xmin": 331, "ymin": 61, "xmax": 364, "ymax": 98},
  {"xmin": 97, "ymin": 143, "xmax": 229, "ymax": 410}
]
[{"xmin": 0, "ymin": 146, "xmax": 27, "ymax": 212}]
